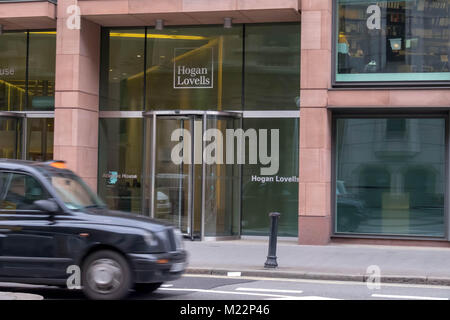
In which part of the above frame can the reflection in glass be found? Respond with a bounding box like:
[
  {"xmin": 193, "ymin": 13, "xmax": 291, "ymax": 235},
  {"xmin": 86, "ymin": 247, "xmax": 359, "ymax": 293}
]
[
  {"xmin": 98, "ymin": 118, "xmax": 143, "ymax": 213},
  {"xmin": 241, "ymin": 118, "xmax": 299, "ymax": 237},
  {"xmin": 336, "ymin": 0, "xmax": 450, "ymax": 82},
  {"xmin": 335, "ymin": 118, "xmax": 445, "ymax": 236}
]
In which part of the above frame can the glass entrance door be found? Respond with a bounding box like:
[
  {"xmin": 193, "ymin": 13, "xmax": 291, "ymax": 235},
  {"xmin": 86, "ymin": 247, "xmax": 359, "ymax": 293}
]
[
  {"xmin": 0, "ymin": 112, "xmax": 54, "ymax": 161},
  {"xmin": 153, "ymin": 115, "xmax": 199, "ymax": 238},
  {"xmin": 144, "ymin": 111, "xmax": 242, "ymax": 240},
  {"xmin": 203, "ymin": 115, "xmax": 241, "ymax": 238}
]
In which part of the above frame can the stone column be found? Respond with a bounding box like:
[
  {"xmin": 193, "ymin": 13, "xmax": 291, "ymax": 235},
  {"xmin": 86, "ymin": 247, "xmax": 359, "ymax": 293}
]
[
  {"xmin": 298, "ymin": 0, "xmax": 332, "ymax": 244},
  {"xmin": 54, "ymin": 0, "xmax": 100, "ymax": 191}
]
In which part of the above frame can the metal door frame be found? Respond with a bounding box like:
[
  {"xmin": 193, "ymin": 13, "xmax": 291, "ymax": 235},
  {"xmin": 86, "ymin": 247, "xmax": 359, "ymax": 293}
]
[{"xmin": 143, "ymin": 110, "xmax": 242, "ymax": 241}]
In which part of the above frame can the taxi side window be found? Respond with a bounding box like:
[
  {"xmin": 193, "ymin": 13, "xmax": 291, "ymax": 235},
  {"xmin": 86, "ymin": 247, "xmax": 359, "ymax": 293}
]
[{"xmin": 0, "ymin": 172, "xmax": 50, "ymax": 211}]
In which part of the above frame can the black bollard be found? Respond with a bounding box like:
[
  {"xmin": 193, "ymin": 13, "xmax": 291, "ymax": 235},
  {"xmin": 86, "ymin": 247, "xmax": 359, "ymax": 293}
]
[{"xmin": 264, "ymin": 212, "xmax": 281, "ymax": 268}]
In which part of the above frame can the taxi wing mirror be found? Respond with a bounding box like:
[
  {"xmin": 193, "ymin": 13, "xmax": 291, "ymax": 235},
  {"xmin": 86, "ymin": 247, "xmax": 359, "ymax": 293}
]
[{"xmin": 34, "ymin": 199, "xmax": 59, "ymax": 213}]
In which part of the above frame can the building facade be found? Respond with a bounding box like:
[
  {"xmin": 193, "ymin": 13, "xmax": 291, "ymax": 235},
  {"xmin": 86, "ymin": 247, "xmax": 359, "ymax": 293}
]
[{"xmin": 0, "ymin": 0, "xmax": 449, "ymax": 245}]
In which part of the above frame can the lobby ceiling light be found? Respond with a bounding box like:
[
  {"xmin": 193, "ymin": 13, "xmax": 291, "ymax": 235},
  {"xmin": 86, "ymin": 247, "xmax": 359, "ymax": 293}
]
[
  {"xmin": 389, "ymin": 38, "xmax": 402, "ymax": 51},
  {"xmin": 224, "ymin": 17, "xmax": 233, "ymax": 29},
  {"xmin": 155, "ymin": 19, "xmax": 164, "ymax": 31}
]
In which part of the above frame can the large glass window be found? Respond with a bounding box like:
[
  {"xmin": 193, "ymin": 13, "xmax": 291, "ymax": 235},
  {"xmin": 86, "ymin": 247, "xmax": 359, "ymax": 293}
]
[
  {"xmin": 0, "ymin": 31, "xmax": 56, "ymax": 111},
  {"xmin": 98, "ymin": 118, "xmax": 143, "ymax": 213},
  {"xmin": 244, "ymin": 24, "xmax": 301, "ymax": 110},
  {"xmin": 0, "ymin": 32, "xmax": 27, "ymax": 111},
  {"xmin": 242, "ymin": 118, "xmax": 299, "ymax": 237},
  {"xmin": 100, "ymin": 29, "xmax": 145, "ymax": 111},
  {"xmin": 28, "ymin": 32, "xmax": 56, "ymax": 110},
  {"xmin": 99, "ymin": 23, "xmax": 301, "ymax": 111},
  {"xmin": 146, "ymin": 26, "xmax": 243, "ymax": 111},
  {"xmin": 336, "ymin": 0, "xmax": 450, "ymax": 83},
  {"xmin": 335, "ymin": 117, "xmax": 446, "ymax": 237}
]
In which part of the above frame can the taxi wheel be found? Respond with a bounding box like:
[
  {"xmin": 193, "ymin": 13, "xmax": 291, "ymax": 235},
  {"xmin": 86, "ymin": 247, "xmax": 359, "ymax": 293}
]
[
  {"xmin": 82, "ymin": 250, "xmax": 132, "ymax": 300},
  {"xmin": 134, "ymin": 282, "xmax": 163, "ymax": 294}
]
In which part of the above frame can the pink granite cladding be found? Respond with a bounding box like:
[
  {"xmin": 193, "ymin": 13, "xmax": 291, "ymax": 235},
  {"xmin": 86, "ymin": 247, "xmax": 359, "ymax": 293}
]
[
  {"xmin": 301, "ymin": 50, "xmax": 332, "ymax": 89},
  {"xmin": 300, "ymin": 108, "xmax": 332, "ymax": 149},
  {"xmin": 298, "ymin": 215, "xmax": 331, "ymax": 245},
  {"xmin": 328, "ymin": 90, "xmax": 450, "ymax": 107},
  {"xmin": 54, "ymin": 109, "xmax": 98, "ymax": 149},
  {"xmin": 0, "ymin": 1, "xmax": 55, "ymax": 19},
  {"xmin": 76, "ymin": 0, "xmax": 301, "ymax": 24},
  {"xmin": 55, "ymin": 4, "xmax": 100, "ymax": 183},
  {"xmin": 301, "ymin": 0, "xmax": 331, "ymax": 11},
  {"xmin": 300, "ymin": 90, "xmax": 329, "ymax": 107},
  {"xmin": 0, "ymin": 1, "xmax": 56, "ymax": 30}
]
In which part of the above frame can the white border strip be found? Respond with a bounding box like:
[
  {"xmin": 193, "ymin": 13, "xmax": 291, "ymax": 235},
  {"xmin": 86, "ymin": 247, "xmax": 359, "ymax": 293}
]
[
  {"xmin": 372, "ymin": 294, "xmax": 448, "ymax": 300},
  {"xmin": 243, "ymin": 111, "xmax": 299, "ymax": 118}
]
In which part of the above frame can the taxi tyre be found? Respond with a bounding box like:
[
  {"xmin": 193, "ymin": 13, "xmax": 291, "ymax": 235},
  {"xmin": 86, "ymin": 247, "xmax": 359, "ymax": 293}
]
[
  {"xmin": 82, "ymin": 250, "xmax": 133, "ymax": 300},
  {"xmin": 134, "ymin": 282, "xmax": 163, "ymax": 294}
]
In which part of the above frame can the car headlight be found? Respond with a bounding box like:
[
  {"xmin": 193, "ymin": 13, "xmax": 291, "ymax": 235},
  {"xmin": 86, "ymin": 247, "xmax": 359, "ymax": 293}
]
[
  {"xmin": 174, "ymin": 228, "xmax": 184, "ymax": 250},
  {"xmin": 144, "ymin": 232, "xmax": 158, "ymax": 247}
]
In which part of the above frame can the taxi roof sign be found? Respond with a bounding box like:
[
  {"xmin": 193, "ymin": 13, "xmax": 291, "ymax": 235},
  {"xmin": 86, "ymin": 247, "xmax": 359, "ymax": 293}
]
[{"xmin": 45, "ymin": 160, "xmax": 67, "ymax": 169}]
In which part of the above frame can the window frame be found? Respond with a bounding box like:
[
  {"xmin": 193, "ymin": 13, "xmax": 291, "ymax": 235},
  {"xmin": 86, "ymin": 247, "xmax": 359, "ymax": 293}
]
[
  {"xmin": 331, "ymin": 0, "xmax": 450, "ymax": 88},
  {"xmin": 331, "ymin": 110, "xmax": 449, "ymax": 240},
  {"xmin": 0, "ymin": 170, "xmax": 52, "ymax": 213}
]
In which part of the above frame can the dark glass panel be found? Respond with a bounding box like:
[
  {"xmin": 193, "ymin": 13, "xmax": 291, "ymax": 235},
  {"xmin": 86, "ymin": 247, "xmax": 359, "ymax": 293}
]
[
  {"xmin": 0, "ymin": 32, "xmax": 27, "ymax": 111},
  {"xmin": 241, "ymin": 118, "xmax": 299, "ymax": 237},
  {"xmin": 28, "ymin": 32, "xmax": 56, "ymax": 111},
  {"xmin": 244, "ymin": 23, "xmax": 301, "ymax": 110},
  {"xmin": 100, "ymin": 29, "xmax": 146, "ymax": 111},
  {"xmin": 335, "ymin": 118, "xmax": 445, "ymax": 236},
  {"xmin": 98, "ymin": 118, "xmax": 143, "ymax": 213}
]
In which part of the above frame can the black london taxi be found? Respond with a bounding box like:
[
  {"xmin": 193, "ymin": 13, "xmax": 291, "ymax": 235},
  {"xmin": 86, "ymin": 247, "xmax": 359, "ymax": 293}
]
[{"xmin": 0, "ymin": 160, "xmax": 187, "ymax": 300}]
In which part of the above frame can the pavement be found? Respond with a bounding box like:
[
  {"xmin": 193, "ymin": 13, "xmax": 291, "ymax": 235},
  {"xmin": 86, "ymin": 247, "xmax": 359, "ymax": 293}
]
[{"xmin": 184, "ymin": 238, "xmax": 450, "ymax": 286}]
